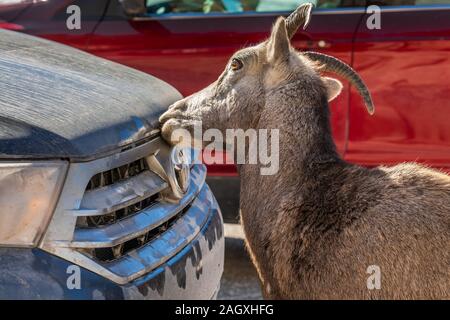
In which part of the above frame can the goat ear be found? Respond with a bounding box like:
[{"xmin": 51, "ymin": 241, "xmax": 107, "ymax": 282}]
[
  {"xmin": 267, "ymin": 17, "xmax": 290, "ymax": 64},
  {"xmin": 322, "ymin": 77, "xmax": 343, "ymax": 102}
]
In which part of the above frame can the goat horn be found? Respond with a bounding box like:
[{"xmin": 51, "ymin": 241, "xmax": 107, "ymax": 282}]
[
  {"xmin": 303, "ymin": 51, "xmax": 375, "ymax": 115},
  {"xmin": 286, "ymin": 3, "xmax": 314, "ymax": 39}
]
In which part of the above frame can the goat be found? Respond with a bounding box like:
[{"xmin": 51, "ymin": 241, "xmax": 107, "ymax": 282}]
[{"xmin": 159, "ymin": 4, "xmax": 450, "ymax": 299}]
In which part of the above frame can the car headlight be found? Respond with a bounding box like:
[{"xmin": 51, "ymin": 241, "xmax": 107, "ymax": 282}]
[{"xmin": 0, "ymin": 161, "xmax": 68, "ymax": 247}]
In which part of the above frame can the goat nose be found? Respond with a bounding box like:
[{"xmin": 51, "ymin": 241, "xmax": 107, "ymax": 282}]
[
  {"xmin": 159, "ymin": 101, "xmax": 186, "ymax": 124},
  {"xmin": 169, "ymin": 100, "xmax": 187, "ymax": 112},
  {"xmin": 159, "ymin": 110, "xmax": 174, "ymax": 124}
]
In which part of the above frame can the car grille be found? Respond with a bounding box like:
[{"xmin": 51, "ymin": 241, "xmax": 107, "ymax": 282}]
[
  {"xmin": 78, "ymin": 157, "xmax": 158, "ymax": 229},
  {"xmin": 76, "ymin": 157, "xmax": 170, "ymax": 261},
  {"xmin": 40, "ymin": 138, "xmax": 211, "ymax": 284}
]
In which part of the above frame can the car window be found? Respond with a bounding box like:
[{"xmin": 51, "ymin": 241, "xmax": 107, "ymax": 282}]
[
  {"xmin": 368, "ymin": 0, "xmax": 450, "ymax": 5},
  {"xmin": 145, "ymin": 0, "xmax": 364, "ymax": 15}
]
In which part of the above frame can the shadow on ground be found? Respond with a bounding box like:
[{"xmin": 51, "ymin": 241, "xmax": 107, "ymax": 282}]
[{"xmin": 218, "ymin": 234, "xmax": 263, "ymax": 300}]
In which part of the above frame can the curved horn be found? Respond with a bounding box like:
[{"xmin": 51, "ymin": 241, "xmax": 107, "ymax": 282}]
[
  {"xmin": 286, "ymin": 3, "xmax": 314, "ymax": 39},
  {"xmin": 303, "ymin": 51, "xmax": 375, "ymax": 115}
]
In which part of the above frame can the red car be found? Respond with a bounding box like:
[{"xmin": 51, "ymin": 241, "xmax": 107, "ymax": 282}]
[{"xmin": 2, "ymin": 0, "xmax": 450, "ymax": 220}]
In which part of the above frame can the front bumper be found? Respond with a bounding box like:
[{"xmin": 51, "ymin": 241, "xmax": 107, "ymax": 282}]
[{"xmin": 0, "ymin": 185, "xmax": 224, "ymax": 300}]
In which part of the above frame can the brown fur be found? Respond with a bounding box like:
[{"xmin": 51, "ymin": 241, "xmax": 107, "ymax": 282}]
[{"xmin": 241, "ymin": 95, "xmax": 450, "ymax": 299}]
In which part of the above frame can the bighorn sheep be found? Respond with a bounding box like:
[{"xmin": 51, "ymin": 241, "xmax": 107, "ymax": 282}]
[{"xmin": 159, "ymin": 4, "xmax": 450, "ymax": 299}]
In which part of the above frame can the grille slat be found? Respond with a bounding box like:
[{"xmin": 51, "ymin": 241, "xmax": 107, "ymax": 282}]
[
  {"xmin": 75, "ymin": 170, "xmax": 167, "ymax": 218},
  {"xmin": 88, "ymin": 204, "xmax": 192, "ymax": 262},
  {"xmin": 86, "ymin": 158, "xmax": 149, "ymax": 191}
]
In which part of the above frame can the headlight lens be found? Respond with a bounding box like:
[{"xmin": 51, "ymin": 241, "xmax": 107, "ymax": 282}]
[{"xmin": 0, "ymin": 161, "xmax": 67, "ymax": 247}]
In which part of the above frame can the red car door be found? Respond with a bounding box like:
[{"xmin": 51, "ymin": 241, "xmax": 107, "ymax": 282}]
[
  {"xmin": 89, "ymin": 0, "xmax": 366, "ymax": 158},
  {"xmin": 347, "ymin": 2, "xmax": 450, "ymax": 171}
]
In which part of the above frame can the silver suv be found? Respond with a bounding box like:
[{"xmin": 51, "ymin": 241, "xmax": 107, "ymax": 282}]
[{"xmin": 0, "ymin": 29, "xmax": 224, "ymax": 299}]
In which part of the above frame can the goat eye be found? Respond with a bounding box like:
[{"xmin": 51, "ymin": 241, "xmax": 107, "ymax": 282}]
[{"xmin": 230, "ymin": 58, "xmax": 243, "ymax": 71}]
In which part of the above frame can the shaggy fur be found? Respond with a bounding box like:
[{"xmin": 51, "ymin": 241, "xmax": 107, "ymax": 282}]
[{"xmin": 159, "ymin": 16, "xmax": 450, "ymax": 299}]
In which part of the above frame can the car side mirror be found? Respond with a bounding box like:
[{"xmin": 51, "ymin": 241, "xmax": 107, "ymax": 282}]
[{"xmin": 119, "ymin": 0, "xmax": 146, "ymax": 16}]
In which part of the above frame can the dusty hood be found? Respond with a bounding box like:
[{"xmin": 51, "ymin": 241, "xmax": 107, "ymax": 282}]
[{"xmin": 0, "ymin": 29, "xmax": 181, "ymax": 160}]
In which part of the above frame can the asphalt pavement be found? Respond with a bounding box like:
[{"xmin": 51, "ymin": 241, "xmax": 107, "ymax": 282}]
[{"xmin": 217, "ymin": 224, "xmax": 263, "ymax": 300}]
